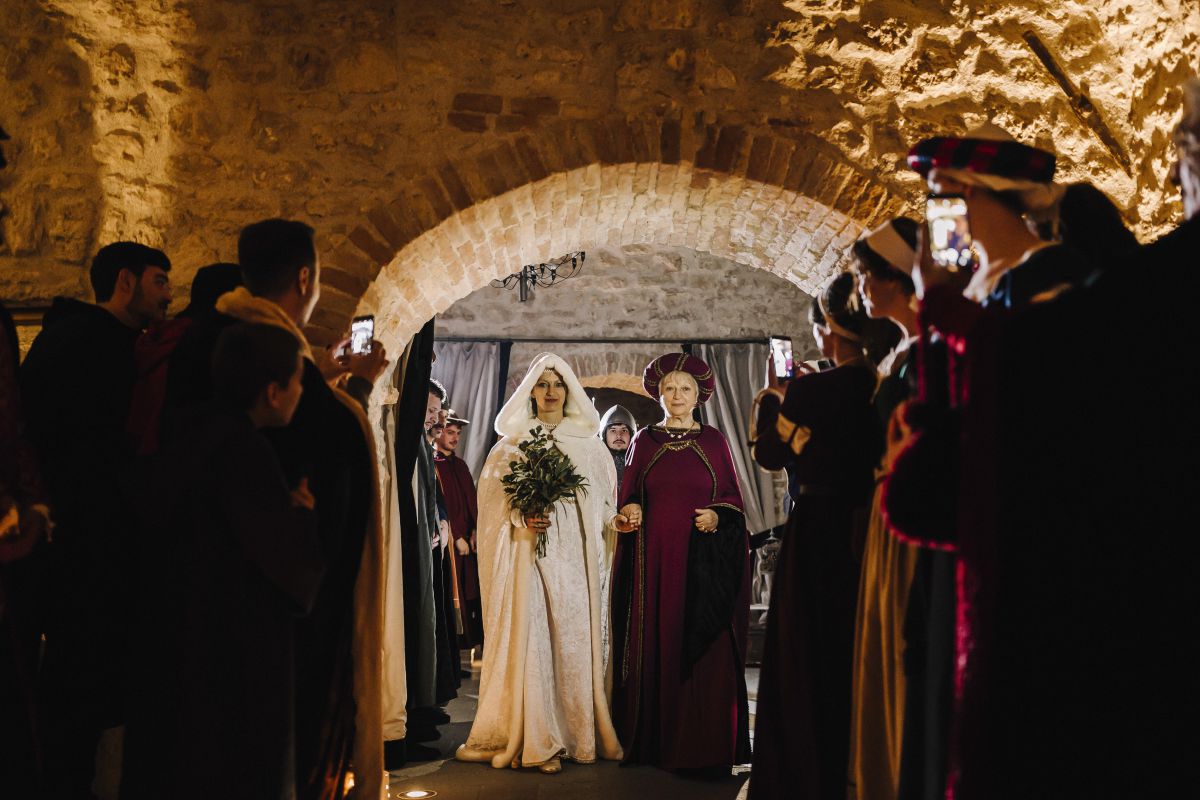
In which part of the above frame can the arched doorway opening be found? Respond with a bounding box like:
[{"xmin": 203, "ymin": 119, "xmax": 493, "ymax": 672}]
[{"xmin": 381, "ymin": 151, "xmax": 896, "ymax": 795}]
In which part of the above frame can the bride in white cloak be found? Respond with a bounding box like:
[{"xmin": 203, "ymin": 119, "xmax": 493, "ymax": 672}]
[{"xmin": 456, "ymin": 353, "xmax": 623, "ymax": 773}]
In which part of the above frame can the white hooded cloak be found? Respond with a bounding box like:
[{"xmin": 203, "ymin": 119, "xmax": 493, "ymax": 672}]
[{"xmin": 458, "ymin": 353, "xmax": 623, "ymax": 768}]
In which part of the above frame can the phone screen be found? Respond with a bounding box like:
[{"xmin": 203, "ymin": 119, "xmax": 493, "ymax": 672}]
[
  {"xmin": 926, "ymin": 195, "xmax": 974, "ymax": 271},
  {"xmin": 350, "ymin": 315, "xmax": 374, "ymax": 355},
  {"xmin": 769, "ymin": 336, "xmax": 795, "ymax": 379}
]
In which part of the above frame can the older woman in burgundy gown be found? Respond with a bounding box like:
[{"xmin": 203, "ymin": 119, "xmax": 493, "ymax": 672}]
[{"xmin": 610, "ymin": 353, "xmax": 751, "ymax": 772}]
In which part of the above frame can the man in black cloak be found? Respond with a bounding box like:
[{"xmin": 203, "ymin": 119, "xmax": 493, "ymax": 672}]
[{"xmin": 20, "ymin": 242, "xmax": 172, "ymax": 799}]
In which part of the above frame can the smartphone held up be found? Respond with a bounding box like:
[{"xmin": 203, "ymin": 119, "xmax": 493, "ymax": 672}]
[
  {"xmin": 347, "ymin": 314, "xmax": 374, "ymax": 356},
  {"xmin": 769, "ymin": 335, "xmax": 795, "ymax": 380},
  {"xmin": 926, "ymin": 194, "xmax": 975, "ymax": 271}
]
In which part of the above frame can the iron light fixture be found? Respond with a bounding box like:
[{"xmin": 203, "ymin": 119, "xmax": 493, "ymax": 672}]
[{"xmin": 491, "ymin": 250, "xmax": 585, "ymax": 302}]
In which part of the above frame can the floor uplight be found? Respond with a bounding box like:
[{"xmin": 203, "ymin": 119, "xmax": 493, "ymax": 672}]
[{"xmin": 398, "ymin": 791, "xmax": 437, "ymax": 799}]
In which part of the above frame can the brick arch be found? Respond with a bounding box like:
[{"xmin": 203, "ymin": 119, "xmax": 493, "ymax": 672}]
[{"xmin": 307, "ymin": 115, "xmax": 911, "ymax": 353}]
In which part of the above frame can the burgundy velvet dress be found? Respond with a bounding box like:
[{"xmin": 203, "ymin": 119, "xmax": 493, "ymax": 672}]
[{"xmin": 611, "ymin": 424, "xmax": 751, "ymax": 770}]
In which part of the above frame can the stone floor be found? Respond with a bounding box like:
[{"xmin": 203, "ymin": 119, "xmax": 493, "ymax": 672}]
[{"xmin": 387, "ymin": 663, "xmax": 758, "ymax": 800}]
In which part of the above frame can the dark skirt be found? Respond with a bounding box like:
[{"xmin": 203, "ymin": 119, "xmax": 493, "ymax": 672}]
[{"xmin": 750, "ymin": 493, "xmax": 868, "ymax": 800}]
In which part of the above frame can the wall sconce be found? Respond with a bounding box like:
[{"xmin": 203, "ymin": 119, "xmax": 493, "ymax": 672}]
[{"xmin": 491, "ymin": 251, "xmax": 585, "ymax": 302}]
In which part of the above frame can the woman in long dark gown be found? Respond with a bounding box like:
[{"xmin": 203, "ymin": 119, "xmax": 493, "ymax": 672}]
[
  {"xmin": 749, "ymin": 273, "xmax": 883, "ymax": 800},
  {"xmin": 847, "ymin": 218, "xmax": 922, "ymax": 800},
  {"xmin": 610, "ymin": 353, "xmax": 751, "ymax": 772}
]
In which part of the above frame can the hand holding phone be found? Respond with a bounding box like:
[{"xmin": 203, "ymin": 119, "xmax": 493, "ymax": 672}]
[
  {"xmin": 768, "ymin": 335, "xmax": 795, "ymax": 380},
  {"xmin": 349, "ymin": 315, "xmax": 375, "ymax": 355},
  {"xmin": 925, "ymin": 194, "xmax": 975, "ymax": 271}
]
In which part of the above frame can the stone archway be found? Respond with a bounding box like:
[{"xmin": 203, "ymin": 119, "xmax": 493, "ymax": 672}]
[{"xmin": 312, "ymin": 116, "xmax": 910, "ymax": 356}]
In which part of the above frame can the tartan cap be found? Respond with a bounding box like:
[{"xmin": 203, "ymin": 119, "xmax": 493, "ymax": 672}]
[{"xmin": 907, "ymin": 127, "xmax": 1056, "ymax": 184}]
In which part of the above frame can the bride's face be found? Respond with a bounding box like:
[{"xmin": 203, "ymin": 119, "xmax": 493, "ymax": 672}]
[{"xmin": 530, "ymin": 369, "xmax": 567, "ymax": 415}]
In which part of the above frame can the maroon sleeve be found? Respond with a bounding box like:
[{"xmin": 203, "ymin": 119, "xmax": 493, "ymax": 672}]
[
  {"xmin": 456, "ymin": 458, "xmax": 478, "ymax": 535},
  {"xmin": 922, "ymin": 284, "xmax": 985, "ymax": 338}
]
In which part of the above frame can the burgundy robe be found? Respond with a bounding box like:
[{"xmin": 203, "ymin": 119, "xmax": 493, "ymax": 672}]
[
  {"xmin": 611, "ymin": 424, "xmax": 751, "ymax": 770},
  {"xmin": 433, "ymin": 451, "xmax": 483, "ymax": 649}
]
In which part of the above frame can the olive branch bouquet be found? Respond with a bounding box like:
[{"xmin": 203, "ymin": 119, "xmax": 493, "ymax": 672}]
[{"xmin": 501, "ymin": 427, "xmax": 589, "ymax": 558}]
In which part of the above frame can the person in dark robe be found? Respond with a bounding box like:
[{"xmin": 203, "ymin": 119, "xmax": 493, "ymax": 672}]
[
  {"xmin": 19, "ymin": 242, "xmax": 172, "ymax": 799},
  {"xmin": 0, "ymin": 299, "xmax": 52, "ymax": 797},
  {"xmin": 403, "ymin": 381, "xmax": 458, "ymax": 755},
  {"xmin": 883, "ymin": 83, "xmax": 1197, "ymax": 800},
  {"xmin": 154, "ymin": 220, "xmax": 389, "ymax": 800},
  {"xmin": 599, "ymin": 404, "xmax": 637, "ymax": 497},
  {"xmin": 888, "ymin": 129, "xmax": 1138, "ymax": 800},
  {"xmin": 434, "ymin": 411, "xmax": 484, "ymax": 652},
  {"xmin": 123, "ymin": 322, "xmax": 325, "ymax": 800},
  {"xmin": 426, "ymin": 408, "xmax": 461, "ymax": 706},
  {"xmin": 611, "ymin": 353, "xmax": 751, "ymax": 773},
  {"xmin": 846, "ymin": 217, "xmax": 922, "ymax": 800},
  {"xmin": 127, "ymin": 262, "xmax": 243, "ymax": 456},
  {"xmin": 749, "ymin": 274, "xmax": 883, "ymax": 800}
]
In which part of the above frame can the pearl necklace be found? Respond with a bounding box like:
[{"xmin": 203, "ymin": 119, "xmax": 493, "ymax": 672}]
[{"xmin": 663, "ymin": 423, "xmax": 698, "ymax": 440}]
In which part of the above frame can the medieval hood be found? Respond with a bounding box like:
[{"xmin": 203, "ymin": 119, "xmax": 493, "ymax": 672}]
[{"xmin": 494, "ymin": 352, "xmax": 601, "ymax": 441}]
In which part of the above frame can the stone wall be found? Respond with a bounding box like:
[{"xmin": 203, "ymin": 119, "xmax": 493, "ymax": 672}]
[
  {"xmin": 2, "ymin": 0, "xmax": 1197, "ymax": 351},
  {"xmin": 0, "ymin": 3, "xmax": 103, "ymax": 301},
  {"xmin": 435, "ymin": 243, "xmax": 820, "ymax": 397}
]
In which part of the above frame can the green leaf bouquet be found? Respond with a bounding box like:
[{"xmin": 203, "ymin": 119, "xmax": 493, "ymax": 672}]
[{"xmin": 501, "ymin": 427, "xmax": 590, "ymax": 558}]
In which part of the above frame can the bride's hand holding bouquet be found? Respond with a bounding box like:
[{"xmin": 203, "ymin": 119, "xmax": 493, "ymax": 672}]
[{"xmin": 501, "ymin": 427, "xmax": 589, "ymax": 558}]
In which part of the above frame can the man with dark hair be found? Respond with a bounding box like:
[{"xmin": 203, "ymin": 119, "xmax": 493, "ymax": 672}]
[
  {"xmin": 599, "ymin": 404, "xmax": 637, "ymax": 497},
  {"xmin": 19, "ymin": 240, "xmax": 172, "ymax": 798},
  {"xmin": 177, "ymin": 262, "xmax": 242, "ymax": 320},
  {"xmin": 123, "ymin": 322, "xmax": 324, "ymax": 800},
  {"xmin": 237, "ymin": 219, "xmax": 319, "ymax": 299},
  {"xmin": 89, "ymin": 241, "xmax": 173, "ymax": 325},
  {"xmin": 158, "ymin": 218, "xmax": 390, "ymax": 800},
  {"xmin": 434, "ymin": 411, "xmax": 484, "ymax": 653}
]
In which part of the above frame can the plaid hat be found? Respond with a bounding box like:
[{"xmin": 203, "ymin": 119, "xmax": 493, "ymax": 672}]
[
  {"xmin": 908, "ymin": 124, "xmax": 1064, "ymax": 219},
  {"xmin": 907, "ymin": 124, "xmax": 1056, "ymax": 184},
  {"xmin": 643, "ymin": 353, "xmax": 715, "ymax": 404}
]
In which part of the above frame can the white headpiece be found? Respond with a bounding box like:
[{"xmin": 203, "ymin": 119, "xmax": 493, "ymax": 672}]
[
  {"xmin": 861, "ymin": 220, "xmax": 917, "ymax": 275},
  {"xmin": 494, "ymin": 352, "xmax": 601, "ymax": 440}
]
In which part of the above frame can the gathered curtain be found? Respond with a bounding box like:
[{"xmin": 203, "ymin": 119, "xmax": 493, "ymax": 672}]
[
  {"xmin": 431, "ymin": 340, "xmax": 503, "ymax": 479},
  {"xmin": 694, "ymin": 342, "xmax": 784, "ymax": 537}
]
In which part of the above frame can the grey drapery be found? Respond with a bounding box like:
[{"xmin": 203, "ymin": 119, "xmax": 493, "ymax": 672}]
[
  {"xmin": 695, "ymin": 342, "xmax": 784, "ymax": 536},
  {"xmin": 432, "ymin": 341, "xmax": 502, "ymax": 479}
]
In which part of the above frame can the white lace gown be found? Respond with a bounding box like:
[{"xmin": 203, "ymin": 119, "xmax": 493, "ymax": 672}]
[{"xmin": 458, "ymin": 354, "xmax": 623, "ymax": 769}]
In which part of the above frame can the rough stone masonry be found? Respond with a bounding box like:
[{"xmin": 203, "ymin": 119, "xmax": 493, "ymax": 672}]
[{"xmin": 1, "ymin": 0, "xmax": 1196, "ymax": 352}]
